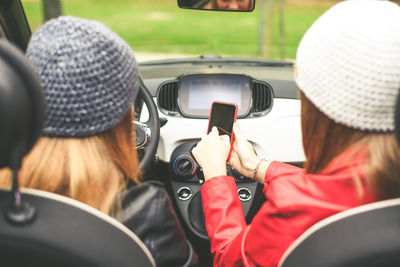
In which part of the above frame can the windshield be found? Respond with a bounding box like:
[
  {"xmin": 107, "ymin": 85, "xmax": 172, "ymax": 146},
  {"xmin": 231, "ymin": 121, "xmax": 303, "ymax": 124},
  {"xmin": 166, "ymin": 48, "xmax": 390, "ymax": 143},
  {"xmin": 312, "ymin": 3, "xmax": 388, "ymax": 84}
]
[{"xmin": 21, "ymin": 0, "xmax": 331, "ymax": 62}]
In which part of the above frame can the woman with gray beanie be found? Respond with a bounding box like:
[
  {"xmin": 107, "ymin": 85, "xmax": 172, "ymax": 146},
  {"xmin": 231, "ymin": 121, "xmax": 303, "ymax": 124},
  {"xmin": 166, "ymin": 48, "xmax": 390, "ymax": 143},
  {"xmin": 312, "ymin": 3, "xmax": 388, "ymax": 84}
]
[
  {"xmin": 192, "ymin": 0, "xmax": 400, "ymax": 266},
  {"xmin": 0, "ymin": 16, "xmax": 197, "ymax": 267}
]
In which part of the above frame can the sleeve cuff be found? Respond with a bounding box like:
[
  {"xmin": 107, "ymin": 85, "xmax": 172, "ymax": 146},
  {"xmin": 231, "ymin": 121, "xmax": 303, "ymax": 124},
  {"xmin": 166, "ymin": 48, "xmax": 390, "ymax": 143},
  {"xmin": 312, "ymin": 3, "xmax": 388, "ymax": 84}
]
[
  {"xmin": 202, "ymin": 175, "xmax": 236, "ymax": 191},
  {"xmin": 264, "ymin": 161, "xmax": 303, "ymax": 188},
  {"xmin": 264, "ymin": 161, "xmax": 280, "ymax": 186}
]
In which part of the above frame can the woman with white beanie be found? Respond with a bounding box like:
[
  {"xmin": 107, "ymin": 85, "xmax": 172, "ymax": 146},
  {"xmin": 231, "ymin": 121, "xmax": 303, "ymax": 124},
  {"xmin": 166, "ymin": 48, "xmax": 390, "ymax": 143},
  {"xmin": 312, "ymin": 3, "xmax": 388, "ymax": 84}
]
[
  {"xmin": 192, "ymin": 0, "xmax": 400, "ymax": 266},
  {"xmin": 0, "ymin": 16, "xmax": 197, "ymax": 267}
]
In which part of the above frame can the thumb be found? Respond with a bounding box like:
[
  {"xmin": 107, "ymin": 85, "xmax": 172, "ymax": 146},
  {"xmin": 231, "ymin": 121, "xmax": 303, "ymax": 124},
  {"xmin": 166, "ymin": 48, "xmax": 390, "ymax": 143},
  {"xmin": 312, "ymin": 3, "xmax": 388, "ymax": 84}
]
[{"xmin": 233, "ymin": 123, "xmax": 245, "ymax": 141}]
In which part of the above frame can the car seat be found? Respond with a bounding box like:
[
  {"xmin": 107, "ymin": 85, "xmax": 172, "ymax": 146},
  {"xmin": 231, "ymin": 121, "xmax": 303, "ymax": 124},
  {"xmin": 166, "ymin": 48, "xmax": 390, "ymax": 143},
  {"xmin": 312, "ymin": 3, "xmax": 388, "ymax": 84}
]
[
  {"xmin": 0, "ymin": 39, "xmax": 155, "ymax": 267},
  {"xmin": 278, "ymin": 91, "xmax": 400, "ymax": 267}
]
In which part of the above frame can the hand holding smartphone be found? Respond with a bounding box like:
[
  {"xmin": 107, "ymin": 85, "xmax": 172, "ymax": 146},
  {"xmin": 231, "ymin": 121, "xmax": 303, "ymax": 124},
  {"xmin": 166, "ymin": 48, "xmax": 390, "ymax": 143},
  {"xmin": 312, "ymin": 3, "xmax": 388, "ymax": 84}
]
[{"xmin": 207, "ymin": 101, "xmax": 238, "ymax": 160}]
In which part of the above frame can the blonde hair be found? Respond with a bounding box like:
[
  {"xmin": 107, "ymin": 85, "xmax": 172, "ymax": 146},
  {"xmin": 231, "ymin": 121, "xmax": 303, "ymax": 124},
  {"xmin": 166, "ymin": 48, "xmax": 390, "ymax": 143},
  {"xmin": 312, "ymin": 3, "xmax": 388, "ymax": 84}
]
[
  {"xmin": 301, "ymin": 91, "xmax": 400, "ymax": 200},
  {"xmin": 0, "ymin": 108, "xmax": 140, "ymax": 215}
]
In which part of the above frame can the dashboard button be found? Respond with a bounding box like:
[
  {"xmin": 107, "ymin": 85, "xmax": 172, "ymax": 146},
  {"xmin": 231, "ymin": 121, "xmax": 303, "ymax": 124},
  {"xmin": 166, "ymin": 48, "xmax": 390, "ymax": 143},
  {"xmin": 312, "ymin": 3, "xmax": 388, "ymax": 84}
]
[
  {"xmin": 177, "ymin": 187, "xmax": 192, "ymax": 201},
  {"xmin": 237, "ymin": 187, "xmax": 252, "ymax": 201},
  {"xmin": 173, "ymin": 155, "xmax": 197, "ymax": 177}
]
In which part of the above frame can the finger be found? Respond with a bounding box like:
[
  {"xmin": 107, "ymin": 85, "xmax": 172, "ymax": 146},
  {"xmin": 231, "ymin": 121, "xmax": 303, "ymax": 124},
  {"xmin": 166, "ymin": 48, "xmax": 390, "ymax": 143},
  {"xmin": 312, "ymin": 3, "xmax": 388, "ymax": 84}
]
[
  {"xmin": 221, "ymin": 134, "xmax": 230, "ymax": 147},
  {"xmin": 228, "ymin": 147, "xmax": 240, "ymax": 166},
  {"xmin": 191, "ymin": 147, "xmax": 202, "ymax": 165},
  {"xmin": 192, "ymin": 146, "xmax": 198, "ymax": 158},
  {"xmin": 228, "ymin": 152, "xmax": 239, "ymax": 166},
  {"xmin": 211, "ymin": 126, "xmax": 219, "ymax": 136},
  {"xmin": 232, "ymin": 139, "xmax": 238, "ymax": 152},
  {"xmin": 233, "ymin": 123, "xmax": 245, "ymax": 141},
  {"xmin": 231, "ymin": 131, "xmax": 239, "ymax": 149}
]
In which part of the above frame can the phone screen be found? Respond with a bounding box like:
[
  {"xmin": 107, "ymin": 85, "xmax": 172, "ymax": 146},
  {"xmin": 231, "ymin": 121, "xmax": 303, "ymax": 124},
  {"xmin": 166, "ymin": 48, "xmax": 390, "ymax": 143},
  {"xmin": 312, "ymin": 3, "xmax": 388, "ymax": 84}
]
[{"xmin": 207, "ymin": 102, "xmax": 238, "ymax": 139}]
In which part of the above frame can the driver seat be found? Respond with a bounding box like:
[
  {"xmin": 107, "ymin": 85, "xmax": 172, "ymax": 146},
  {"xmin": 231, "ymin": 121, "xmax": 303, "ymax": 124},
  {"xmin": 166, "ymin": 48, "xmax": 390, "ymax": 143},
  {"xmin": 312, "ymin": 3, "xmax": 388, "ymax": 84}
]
[
  {"xmin": 0, "ymin": 40, "xmax": 155, "ymax": 267},
  {"xmin": 278, "ymin": 91, "xmax": 400, "ymax": 267}
]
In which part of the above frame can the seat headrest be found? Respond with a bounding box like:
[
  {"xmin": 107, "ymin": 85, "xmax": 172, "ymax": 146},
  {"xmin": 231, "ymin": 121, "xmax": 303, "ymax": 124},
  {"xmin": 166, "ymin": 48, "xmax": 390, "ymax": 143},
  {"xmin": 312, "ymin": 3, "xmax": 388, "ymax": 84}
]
[{"xmin": 0, "ymin": 40, "xmax": 45, "ymax": 169}]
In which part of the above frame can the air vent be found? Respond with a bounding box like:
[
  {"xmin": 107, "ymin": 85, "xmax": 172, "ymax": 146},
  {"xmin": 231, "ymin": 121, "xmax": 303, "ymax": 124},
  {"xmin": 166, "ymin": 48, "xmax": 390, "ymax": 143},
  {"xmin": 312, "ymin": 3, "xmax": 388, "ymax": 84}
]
[
  {"xmin": 251, "ymin": 80, "xmax": 273, "ymax": 115},
  {"xmin": 157, "ymin": 80, "xmax": 179, "ymax": 114}
]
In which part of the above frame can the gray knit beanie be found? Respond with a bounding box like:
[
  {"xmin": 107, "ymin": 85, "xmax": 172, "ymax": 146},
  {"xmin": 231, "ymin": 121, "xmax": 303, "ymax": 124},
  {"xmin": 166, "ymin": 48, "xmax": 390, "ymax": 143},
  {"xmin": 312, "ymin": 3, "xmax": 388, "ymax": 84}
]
[
  {"xmin": 295, "ymin": 0, "xmax": 400, "ymax": 132},
  {"xmin": 26, "ymin": 16, "xmax": 139, "ymax": 137}
]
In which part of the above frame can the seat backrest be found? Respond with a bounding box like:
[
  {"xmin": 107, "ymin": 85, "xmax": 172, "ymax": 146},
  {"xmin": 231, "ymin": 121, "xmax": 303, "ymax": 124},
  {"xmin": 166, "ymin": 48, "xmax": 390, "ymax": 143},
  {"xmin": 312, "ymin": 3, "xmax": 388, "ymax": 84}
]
[
  {"xmin": 0, "ymin": 188, "xmax": 156, "ymax": 267},
  {"xmin": 278, "ymin": 198, "xmax": 400, "ymax": 267},
  {"xmin": 0, "ymin": 40, "xmax": 155, "ymax": 267},
  {"xmin": 0, "ymin": 39, "xmax": 44, "ymax": 168}
]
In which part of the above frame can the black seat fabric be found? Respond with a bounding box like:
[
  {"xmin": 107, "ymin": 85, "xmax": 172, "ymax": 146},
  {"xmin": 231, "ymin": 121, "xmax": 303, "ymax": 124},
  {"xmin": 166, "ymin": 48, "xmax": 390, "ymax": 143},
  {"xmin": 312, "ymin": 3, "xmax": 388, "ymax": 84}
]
[
  {"xmin": 278, "ymin": 198, "xmax": 400, "ymax": 267},
  {"xmin": 0, "ymin": 40, "xmax": 44, "ymax": 169},
  {"xmin": 0, "ymin": 188, "xmax": 156, "ymax": 267}
]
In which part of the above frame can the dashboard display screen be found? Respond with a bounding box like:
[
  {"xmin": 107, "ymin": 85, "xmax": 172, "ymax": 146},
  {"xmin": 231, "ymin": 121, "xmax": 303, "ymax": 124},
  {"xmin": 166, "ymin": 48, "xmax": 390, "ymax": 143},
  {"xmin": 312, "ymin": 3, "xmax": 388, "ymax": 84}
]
[
  {"xmin": 188, "ymin": 80, "xmax": 242, "ymax": 110},
  {"xmin": 178, "ymin": 74, "xmax": 252, "ymax": 118}
]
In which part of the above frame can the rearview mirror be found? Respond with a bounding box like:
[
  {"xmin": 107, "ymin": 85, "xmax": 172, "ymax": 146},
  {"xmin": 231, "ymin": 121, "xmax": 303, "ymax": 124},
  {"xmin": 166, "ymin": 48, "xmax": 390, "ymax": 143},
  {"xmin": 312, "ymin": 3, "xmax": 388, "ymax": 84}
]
[{"xmin": 178, "ymin": 0, "xmax": 255, "ymax": 12}]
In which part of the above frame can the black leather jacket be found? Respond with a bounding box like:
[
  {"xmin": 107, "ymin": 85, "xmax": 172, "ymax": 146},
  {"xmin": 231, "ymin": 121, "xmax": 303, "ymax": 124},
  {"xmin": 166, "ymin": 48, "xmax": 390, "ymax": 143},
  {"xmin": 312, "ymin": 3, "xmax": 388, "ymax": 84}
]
[{"xmin": 118, "ymin": 181, "xmax": 198, "ymax": 267}]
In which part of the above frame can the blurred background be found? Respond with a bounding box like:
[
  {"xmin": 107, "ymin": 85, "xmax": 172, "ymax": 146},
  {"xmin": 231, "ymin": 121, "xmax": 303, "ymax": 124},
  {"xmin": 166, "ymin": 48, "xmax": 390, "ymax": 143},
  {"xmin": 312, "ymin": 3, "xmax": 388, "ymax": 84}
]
[{"xmin": 20, "ymin": 0, "xmax": 398, "ymax": 61}]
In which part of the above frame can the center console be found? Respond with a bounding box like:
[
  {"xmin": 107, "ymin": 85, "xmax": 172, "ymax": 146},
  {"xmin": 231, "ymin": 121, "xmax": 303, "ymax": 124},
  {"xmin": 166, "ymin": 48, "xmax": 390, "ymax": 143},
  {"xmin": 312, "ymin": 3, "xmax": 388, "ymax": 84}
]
[{"xmin": 169, "ymin": 141, "xmax": 262, "ymax": 239}]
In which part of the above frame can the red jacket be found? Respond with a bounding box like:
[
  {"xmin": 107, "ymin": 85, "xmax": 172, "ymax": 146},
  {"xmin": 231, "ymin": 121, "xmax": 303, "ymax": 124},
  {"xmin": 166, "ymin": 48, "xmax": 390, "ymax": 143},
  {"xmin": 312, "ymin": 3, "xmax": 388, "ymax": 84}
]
[{"xmin": 201, "ymin": 150, "xmax": 374, "ymax": 267}]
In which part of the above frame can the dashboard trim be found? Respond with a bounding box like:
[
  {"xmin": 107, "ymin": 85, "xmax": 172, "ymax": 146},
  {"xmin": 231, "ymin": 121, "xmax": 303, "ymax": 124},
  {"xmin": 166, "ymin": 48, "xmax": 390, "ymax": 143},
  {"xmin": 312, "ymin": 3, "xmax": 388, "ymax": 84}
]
[{"xmin": 156, "ymin": 73, "xmax": 274, "ymax": 119}]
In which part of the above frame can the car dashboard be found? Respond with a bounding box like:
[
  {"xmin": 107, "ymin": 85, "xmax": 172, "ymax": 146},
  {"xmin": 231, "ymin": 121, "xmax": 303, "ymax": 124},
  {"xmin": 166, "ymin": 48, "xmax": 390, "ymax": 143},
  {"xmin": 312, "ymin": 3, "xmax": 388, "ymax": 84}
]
[
  {"xmin": 138, "ymin": 59, "xmax": 305, "ymax": 248},
  {"xmin": 139, "ymin": 59, "xmax": 305, "ymax": 165}
]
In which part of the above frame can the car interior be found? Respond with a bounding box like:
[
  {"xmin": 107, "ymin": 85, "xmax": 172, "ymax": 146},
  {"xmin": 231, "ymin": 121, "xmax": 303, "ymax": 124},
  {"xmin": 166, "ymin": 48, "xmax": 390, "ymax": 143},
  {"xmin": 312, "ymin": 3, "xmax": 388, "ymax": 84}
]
[{"xmin": 1, "ymin": 0, "xmax": 400, "ymax": 266}]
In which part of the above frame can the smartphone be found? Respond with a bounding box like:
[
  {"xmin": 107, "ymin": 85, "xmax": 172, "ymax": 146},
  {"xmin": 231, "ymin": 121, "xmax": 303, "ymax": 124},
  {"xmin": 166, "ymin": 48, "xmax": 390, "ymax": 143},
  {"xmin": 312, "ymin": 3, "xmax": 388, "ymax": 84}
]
[{"xmin": 207, "ymin": 101, "xmax": 238, "ymax": 160}]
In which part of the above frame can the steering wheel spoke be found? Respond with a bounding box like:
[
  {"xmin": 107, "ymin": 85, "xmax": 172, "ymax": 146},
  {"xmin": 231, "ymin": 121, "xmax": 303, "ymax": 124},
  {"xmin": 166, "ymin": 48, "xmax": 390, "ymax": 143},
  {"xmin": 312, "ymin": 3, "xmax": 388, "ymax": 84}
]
[
  {"xmin": 136, "ymin": 79, "xmax": 160, "ymax": 172},
  {"xmin": 134, "ymin": 121, "xmax": 151, "ymax": 149}
]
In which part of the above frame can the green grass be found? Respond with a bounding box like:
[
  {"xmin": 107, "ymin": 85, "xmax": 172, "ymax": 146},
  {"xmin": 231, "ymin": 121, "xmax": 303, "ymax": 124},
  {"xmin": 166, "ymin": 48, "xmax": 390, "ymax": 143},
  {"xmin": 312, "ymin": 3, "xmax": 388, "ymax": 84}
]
[{"xmin": 21, "ymin": 0, "xmax": 331, "ymax": 59}]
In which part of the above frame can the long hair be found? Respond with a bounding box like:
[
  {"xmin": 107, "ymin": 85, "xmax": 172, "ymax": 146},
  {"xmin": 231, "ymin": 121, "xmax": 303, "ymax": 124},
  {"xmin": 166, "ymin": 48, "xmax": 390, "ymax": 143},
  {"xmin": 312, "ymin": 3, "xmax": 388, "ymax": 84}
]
[
  {"xmin": 301, "ymin": 91, "xmax": 400, "ymax": 200},
  {"xmin": 0, "ymin": 108, "xmax": 140, "ymax": 215}
]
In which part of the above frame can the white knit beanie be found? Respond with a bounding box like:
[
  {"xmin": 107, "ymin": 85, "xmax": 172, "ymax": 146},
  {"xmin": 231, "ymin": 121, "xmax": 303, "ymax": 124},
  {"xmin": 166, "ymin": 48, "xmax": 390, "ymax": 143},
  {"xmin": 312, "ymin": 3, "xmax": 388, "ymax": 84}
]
[{"xmin": 295, "ymin": 0, "xmax": 400, "ymax": 132}]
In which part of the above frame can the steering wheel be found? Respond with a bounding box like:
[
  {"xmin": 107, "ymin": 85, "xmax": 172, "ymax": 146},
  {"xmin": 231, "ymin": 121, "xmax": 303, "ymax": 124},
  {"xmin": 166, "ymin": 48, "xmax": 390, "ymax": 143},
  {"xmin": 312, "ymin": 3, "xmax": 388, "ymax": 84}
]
[{"xmin": 136, "ymin": 78, "xmax": 160, "ymax": 172}]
